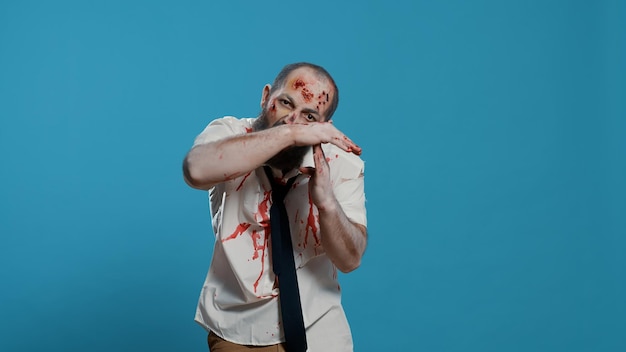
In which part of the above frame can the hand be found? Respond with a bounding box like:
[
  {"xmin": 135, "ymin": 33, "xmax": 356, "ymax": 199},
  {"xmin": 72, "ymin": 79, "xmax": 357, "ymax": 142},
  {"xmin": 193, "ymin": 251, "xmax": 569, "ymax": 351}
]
[
  {"xmin": 299, "ymin": 144, "xmax": 338, "ymax": 212},
  {"xmin": 290, "ymin": 122, "xmax": 362, "ymax": 156}
]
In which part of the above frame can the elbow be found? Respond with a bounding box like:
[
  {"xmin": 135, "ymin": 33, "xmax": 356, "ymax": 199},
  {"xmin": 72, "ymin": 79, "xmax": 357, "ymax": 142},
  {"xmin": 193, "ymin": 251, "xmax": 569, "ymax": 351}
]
[
  {"xmin": 183, "ymin": 156, "xmax": 214, "ymax": 190},
  {"xmin": 337, "ymin": 257, "xmax": 361, "ymax": 274}
]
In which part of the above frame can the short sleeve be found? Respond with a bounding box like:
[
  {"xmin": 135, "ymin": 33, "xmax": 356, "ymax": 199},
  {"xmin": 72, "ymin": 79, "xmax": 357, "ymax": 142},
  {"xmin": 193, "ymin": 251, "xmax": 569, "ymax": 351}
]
[
  {"xmin": 192, "ymin": 116, "xmax": 252, "ymax": 147},
  {"xmin": 332, "ymin": 152, "xmax": 367, "ymax": 227}
]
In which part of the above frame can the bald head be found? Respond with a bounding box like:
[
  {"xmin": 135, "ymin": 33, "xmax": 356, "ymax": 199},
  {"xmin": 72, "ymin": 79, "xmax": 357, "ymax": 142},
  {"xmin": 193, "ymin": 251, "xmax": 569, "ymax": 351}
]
[{"xmin": 269, "ymin": 62, "xmax": 339, "ymax": 120}]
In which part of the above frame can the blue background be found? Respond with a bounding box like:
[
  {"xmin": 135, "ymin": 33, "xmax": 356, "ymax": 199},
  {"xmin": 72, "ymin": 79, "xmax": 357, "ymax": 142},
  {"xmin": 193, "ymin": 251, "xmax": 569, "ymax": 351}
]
[{"xmin": 1, "ymin": 0, "xmax": 624, "ymax": 351}]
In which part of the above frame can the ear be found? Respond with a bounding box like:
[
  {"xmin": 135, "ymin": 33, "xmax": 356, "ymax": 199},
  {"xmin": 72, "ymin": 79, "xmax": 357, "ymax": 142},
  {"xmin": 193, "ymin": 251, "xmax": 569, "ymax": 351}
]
[{"xmin": 260, "ymin": 84, "xmax": 271, "ymax": 109}]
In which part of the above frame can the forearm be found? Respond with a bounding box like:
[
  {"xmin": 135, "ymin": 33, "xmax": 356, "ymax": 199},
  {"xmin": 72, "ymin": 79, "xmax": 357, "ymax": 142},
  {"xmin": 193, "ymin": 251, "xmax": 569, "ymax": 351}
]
[
  {"xmin": 184, "ymin": 125, "xmax": 294, "ymax": 189},
  {"xmin": 318, "ymin": 199, "xmax": 367, "ymax": 273}
]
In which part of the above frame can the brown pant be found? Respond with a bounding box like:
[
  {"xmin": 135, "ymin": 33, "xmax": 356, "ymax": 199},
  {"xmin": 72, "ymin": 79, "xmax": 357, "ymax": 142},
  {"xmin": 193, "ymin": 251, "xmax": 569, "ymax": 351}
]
[{"xmin": 208, "ymin": 331, "xmax": 288, "ymax": 352}]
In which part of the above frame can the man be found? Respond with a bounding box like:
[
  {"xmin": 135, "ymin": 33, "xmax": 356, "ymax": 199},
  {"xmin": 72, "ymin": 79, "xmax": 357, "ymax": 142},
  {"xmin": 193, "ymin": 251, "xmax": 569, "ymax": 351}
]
[{"xmin": 183, "ymin": 62, "xmax": 367, "ymax": 352}]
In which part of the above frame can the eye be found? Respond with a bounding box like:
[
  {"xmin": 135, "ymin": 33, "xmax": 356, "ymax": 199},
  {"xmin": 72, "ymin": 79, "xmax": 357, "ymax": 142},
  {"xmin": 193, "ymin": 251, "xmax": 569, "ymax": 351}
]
[
  {"xmin": 280, "ymin": 99, "xmax": 292, "ymax": 107},
  {"xmin": 305, "ymin": 113, "xmax": 316, "ymax": 122}
]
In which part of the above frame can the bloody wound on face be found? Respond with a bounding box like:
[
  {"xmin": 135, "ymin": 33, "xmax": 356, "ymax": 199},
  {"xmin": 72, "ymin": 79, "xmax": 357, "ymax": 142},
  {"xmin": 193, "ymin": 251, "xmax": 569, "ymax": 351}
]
[{"xmin": 293, "ymin": 78, "xmax": 314, "ymax": 102}]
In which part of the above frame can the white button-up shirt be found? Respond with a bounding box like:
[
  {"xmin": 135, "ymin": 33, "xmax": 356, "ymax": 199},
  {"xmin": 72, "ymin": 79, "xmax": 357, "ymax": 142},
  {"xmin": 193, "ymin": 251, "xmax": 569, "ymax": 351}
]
[{"xmin": 192, "ymin": 117, "xmax": 367, "ymax": 351}]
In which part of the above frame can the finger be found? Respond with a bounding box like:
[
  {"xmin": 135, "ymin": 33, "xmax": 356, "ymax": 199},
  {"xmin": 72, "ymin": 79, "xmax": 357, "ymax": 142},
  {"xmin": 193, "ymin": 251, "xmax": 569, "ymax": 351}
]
[
  {"xmin": 313, "ymin": 143, "xmax": 324, "ymax": 156},
  {"xmin": 339, "ymin": 135, "xmax": 362, "ymax": 155},
  {"xmin": 330, "ymin": 135, "xmax": 354, "ymax": 153},
  {"xmin": 313, "ymin": 144, "xmax": 327, "ymax": 164},
  {"xmin": 313, "ymin": 144, "xmax": 330, "ymax": 175},
  {"xmin": 299, "ymin": 166, "xmax": 315, "ymax": 176},
  {"xmin": 325, "ymin": 124, "xmax": 362, "ymax": 155}
]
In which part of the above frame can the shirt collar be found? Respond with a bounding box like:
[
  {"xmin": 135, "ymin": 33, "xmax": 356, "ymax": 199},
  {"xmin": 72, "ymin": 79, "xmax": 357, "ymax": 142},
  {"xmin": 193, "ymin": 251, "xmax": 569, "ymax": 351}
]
[{"xmin": 265, "ymin": 146, "xmax": 314, "ymax": 183}]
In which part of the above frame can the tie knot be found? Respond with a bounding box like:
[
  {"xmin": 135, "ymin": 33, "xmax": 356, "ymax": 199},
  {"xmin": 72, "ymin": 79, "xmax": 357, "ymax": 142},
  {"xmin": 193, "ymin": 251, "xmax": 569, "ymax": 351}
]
[
  {"xmin": 263, "ymin": 166, "xmax": 296, "ymax": 202},
  {"xmin": 272, "ymin": 183, "xmax": 290, "ymax": 202}
]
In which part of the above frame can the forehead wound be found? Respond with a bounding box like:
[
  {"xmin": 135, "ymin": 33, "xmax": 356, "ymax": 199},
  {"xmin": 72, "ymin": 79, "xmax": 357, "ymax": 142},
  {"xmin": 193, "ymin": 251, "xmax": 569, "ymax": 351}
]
[{"xmin": 288, "ymin": 76, "xmax": 332, "ymax": 105}]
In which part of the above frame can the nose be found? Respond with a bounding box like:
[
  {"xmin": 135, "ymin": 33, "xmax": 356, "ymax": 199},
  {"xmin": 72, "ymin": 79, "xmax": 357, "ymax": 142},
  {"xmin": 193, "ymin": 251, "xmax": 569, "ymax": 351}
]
[{"xmin": 285, "ymin": 112, "xmax": 297, "ymax": 124}]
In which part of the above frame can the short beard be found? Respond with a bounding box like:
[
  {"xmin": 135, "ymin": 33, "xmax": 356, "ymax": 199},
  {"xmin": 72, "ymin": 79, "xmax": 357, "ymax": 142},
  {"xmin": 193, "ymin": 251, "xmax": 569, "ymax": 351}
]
[{"xmin": 253, "ymin": 108, "xmax": 309, "ymax": 173}]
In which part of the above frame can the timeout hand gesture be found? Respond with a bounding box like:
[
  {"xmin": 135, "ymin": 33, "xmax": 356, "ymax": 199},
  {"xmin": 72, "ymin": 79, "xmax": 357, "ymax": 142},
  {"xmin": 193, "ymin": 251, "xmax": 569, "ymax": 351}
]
[
  {"xmin": 290, "ymin": 122, "xmax": 361, "ymax": 156},
  {"xmin": 299, "ymin": 144, "xmax": 337, "ymax": 212}
]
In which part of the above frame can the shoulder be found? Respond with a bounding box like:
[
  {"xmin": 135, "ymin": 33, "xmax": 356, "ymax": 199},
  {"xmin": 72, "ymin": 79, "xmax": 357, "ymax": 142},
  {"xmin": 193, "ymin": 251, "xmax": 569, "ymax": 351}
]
[
  {"xmin": 204, "ymin": 116, "xmax": 255, "ymax": 133},
  {"xmin": 193, "ymin": 116, "xmax": 256, "ymax": 146}
]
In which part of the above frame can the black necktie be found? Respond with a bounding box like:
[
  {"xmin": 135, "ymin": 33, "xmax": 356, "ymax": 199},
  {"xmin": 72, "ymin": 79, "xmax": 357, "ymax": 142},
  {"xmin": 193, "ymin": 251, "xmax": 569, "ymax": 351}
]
[{"xmin": 263, "ymin": 166, "xmax": 307, "ymax": 352}]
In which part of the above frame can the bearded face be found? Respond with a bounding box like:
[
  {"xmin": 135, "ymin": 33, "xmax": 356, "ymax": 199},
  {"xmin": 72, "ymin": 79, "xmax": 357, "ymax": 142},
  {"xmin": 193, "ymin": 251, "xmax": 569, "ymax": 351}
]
[{"xmin": 253, "ymin": 107, "xmax": 310, "ymax": 173}]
